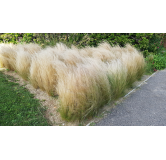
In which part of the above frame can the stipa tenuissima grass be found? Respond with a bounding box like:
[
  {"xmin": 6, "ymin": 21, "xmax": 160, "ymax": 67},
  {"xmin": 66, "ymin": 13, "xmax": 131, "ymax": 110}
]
[
  {"xmin": 15, "ymin": 43, "xmax": 41, "ymax": 80},
  {"xmin": 106, "ymin": 59, "xmax": 128, "ymax": 100},
  {"xmin": 0, "ymin": 43, "xmax": 17, "ymax": 70},
  {"xmin": 17, "ymin": 43, "xmax": 42, "ymax": 54},
  {"xmin": 29, "ymin": 47, "xmax": 58, "ymax": 95},
  {"xmin": 125, "ymin": 44, "xmax": 146, "ymax": 80},
  {"xmin": 54, "ymin": 58, "xmax": 111, "ymax": 121},
  {"xmin": 0, "ymin": 41, "xmax": 146, "ymax": 122}
]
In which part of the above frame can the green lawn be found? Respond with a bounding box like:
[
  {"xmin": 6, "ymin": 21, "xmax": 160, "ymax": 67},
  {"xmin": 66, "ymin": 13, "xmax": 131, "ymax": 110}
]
[{"xmin": 0, "ymin": 71, "xmax": 51, "ymax": 126}]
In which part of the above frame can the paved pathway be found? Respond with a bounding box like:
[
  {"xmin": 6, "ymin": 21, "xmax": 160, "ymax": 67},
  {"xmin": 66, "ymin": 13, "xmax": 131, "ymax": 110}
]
[{"xmin": 96, "ymin": 69, "xmax": 166, "ymax": 126}]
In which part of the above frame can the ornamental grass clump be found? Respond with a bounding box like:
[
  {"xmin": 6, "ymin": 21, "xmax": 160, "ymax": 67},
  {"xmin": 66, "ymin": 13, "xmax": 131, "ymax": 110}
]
[
  {"xmin": 54, "ymin": 58, "xmax": 111, "ymax": 121},
  {"xmin": 0, "ymin": 58, "xmax": 3, "ymax": 68},
  {"xmin": 125, "ymin": 44, "xmax": 146, "ymax": 80},
  {"xmin": 71, "ymin": 45, "xmax": 91, "ymax": 58},
  {"xmin": 102, "ymin": 43, "xmax": 146, "ymax": 87},
  {"xmin": 17, "ymin": 43, "xmax": 42, "ymax": 54},
  {"xmin": 96, "ymin": 42, "xmax": 145, "ymax": 86},
  {"xmin": 29, "ymin": 46, "xmax": 85, "ymax": 96},
  {"xmin": 120, "ymin": 52, "xmax": 138, "ymax": 87},
  {"xmin": 15, "ymin": 43, "xmax": 41, "ymax": 80},
  {"xmin": 0, "ymin": 43, "xmax": 17, "ymax": 70},
  {"xmin": 97, "ymin": 41, "xmax": 113, "ymax": 52},
  {"xmin": 29, "ymin": 47, "xmax": 58, "ymax": 96},
  {"xmin": 60, "ymin": 49, "xmax": 86, "ymax": 66},
  {"xmin": 71, "ymin": 45, "xmax": 95, "ymax": 58},
  {"xmin": 106, "ymin": 59, "xmax": 128, "ymax": 100},
  {"xmin": 54, "ymin": 42, "xmax": 69, "ymax": 52},
  {"xmin": 0, "ymin": 41, "xmax": 146, "ymax": 122},
  {"xmin": 91, "ymin": 47, "xmax": 116, "ymax": 62},
  {"xmin": 15, "ymin": 47, "xmax": 32, "ymax": 80},
  {"xmin": 109, "ymin": 45, "xmax": 123, "ymax": 59},
  {"xmin": 71, "ymin": 43, "xmax": 116, "ymax": 62},
  {"xmin": 118, "ymin": 44, "xmax": 145, "ymax": 87}
]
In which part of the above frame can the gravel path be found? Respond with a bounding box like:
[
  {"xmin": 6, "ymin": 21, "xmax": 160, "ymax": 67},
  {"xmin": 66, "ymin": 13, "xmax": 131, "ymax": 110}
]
[{"xmin": 96, "ymin": 69, "xmax": 166, "ymax": 126}]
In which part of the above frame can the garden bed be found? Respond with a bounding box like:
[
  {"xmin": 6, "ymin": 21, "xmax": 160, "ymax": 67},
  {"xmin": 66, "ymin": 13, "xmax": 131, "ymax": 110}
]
[
  {"xmin": 1, "ymin": 69, "xmax": 152, "ymax": 126},
  {"xmin": 0, "ymin": 42, "xmax": 146, "ymax": 123}
]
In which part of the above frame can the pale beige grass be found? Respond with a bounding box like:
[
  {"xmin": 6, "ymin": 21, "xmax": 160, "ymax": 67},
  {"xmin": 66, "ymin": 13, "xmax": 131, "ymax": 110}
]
[
  {"xmin": 0, "ymin": 43, "xmax": 17, "ymax": 70},
  {"xmin": 106, "ymin": 59, "xmax": 128, "ymax": 100},
  {"xmin": 17, "ymin": 43, "xmax": 42, "ymax": 54},
  {"xmin": 15, "ymin": 47, "xmax": 32, "ymax": 80},
  {"xmin": 29, "ymin": 47, "xmax": 57, "ymax": 95},
  {"xmin": 54, "ymin": 58, "xmax": 111, "ymax": 121}
]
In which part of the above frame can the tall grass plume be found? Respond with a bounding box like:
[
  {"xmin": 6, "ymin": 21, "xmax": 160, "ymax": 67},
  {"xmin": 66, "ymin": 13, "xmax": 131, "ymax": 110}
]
[
  {"xmin": 106, "ymin": 59, "xmax": 127, "ymax": 100},
  {"xmin": 54, "ymin": 58, "xmax": 111, "ymax": 121},
  {"xmin": 0, "ymin": 43, "xmax": 17, "ymax": 70}
]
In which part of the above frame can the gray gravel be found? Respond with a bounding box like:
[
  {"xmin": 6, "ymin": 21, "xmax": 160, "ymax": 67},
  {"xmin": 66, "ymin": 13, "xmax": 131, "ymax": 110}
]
[{"xmin": 96, "ymin": 69, "xmax": 166, "ymax": 126}]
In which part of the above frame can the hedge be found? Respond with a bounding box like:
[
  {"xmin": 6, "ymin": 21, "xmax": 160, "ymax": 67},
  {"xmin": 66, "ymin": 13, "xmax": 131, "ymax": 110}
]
[{"xmin": 0, "ymin": 33, "xmax": 165, "ymax": 57}]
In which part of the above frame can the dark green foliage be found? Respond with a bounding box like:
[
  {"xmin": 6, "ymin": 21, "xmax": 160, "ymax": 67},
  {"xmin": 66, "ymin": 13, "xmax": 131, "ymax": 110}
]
[
  {"xmin": 0, "ymin": 33, "xmax": 23, "ymax": 44},
  {"xmin": 70, "ymin": 33, "xmax": 164, "ymax": 58},
  {"xmin": 0, "ymin": 71, "xmax": 51, "ymax": 126},
  {"xmin": 87, "ymin": 33, "xmax": 134, "ymax": 47},
  {"xmin": 152, "ymin": 53, "xmax": 166, "ymax": 70},
  {"xmin": 0, "ymin": 33, "xmax": 165, "ymax": 57},
  {"xmin": 145, "ymin": 47, "xmax": 166, "ymax": 73}
]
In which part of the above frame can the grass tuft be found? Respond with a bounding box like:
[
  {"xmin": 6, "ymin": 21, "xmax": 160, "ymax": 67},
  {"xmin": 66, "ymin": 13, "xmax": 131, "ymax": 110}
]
[
  {"xmin": 106, "ymin": 59, "xmax": 128, "ymax": 100},
  {"xmin": 55, "ymin": 58, "xmax": 111, "ymax": 121},
  {"xmin": 0, "ymin": 43, "xmax": 17, "ymax": 70},
  {"xmin": 29, "ymin": 47, "xmax": 59, "ymax": 95},
  {"xmin": 14, "ymin": 43, "xmax": 41, "ymax": 80}
]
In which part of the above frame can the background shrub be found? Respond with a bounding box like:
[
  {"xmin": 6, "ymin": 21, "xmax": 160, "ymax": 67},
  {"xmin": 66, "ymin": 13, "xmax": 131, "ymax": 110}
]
[
  {"xmin": 152, "ymin": 53, "xmax": 166, "ymax": 70},
  {"xmin": 0, "ymin": 33, "xmax": 165, "ymax": 58}
]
